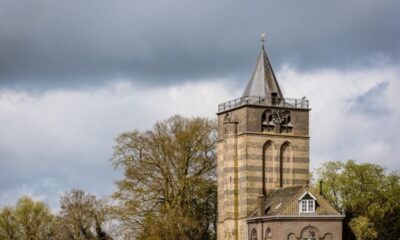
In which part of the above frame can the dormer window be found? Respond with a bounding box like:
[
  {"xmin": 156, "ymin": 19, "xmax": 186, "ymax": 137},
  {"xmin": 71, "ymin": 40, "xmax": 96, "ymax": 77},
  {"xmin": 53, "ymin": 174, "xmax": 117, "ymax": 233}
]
[
  {"xmin": 298, "ymin": 191, "xmax": 317, "ymax": 214},
  {"xmin": 300, "ymin": 199, "xmax": 315, "ymax": 213}
]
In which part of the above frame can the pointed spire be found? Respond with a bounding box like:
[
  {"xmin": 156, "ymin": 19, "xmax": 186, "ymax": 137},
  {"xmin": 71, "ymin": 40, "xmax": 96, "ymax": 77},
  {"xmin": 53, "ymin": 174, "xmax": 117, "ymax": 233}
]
[{"xmin": 242, "ymin": 34, "xmax": 283, "ymax": 99}]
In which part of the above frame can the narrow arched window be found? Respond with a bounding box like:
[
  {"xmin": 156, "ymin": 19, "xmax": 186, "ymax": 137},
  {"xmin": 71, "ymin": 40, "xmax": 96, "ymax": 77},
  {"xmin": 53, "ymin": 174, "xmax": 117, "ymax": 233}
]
[
  {"xmin": 280, "ymin": 142, "xmax": 292, "ymax": 187},
  {"xmin": 261, "ymin": 110, "xmax": 274, "ymax": 132},
  {"xmin": 261, "ymin": 111, "xmax": 267, "ymax": 127},
  {"xmin": 263, "ymin": 141, "xmax": 274, "ymax": 191},
  {"xmin": 250, "ymin": 228, "xmax": 257, "ymax": 240},
  {"xmin": 265, "ymin": 227, "xmax": 272, "ymax": 240}
]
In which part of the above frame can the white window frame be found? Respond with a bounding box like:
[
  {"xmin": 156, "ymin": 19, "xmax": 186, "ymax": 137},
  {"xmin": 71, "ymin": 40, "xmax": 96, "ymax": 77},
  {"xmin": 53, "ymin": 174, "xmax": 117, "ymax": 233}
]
[
  {"xmin": 299, "ymin": 199, "xmax": 315, "ymax": 213},
  {"xmin": 298, "ymin": 191, "xmax": 317, "ymax": 214}
]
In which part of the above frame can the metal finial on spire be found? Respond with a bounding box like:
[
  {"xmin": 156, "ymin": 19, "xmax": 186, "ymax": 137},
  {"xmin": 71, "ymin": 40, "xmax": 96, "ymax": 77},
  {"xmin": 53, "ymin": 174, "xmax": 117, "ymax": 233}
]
[
  {"xmin": 260, "ymin": 32, "xmax": 266, "ymax": 45},
  {"xmin": 242, "ymin": 32, "xmax": 283, "ymax": 99}
]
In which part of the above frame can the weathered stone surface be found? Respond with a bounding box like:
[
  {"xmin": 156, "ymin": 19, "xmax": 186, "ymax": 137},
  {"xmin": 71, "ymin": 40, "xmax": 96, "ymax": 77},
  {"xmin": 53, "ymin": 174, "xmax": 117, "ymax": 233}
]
[{"xmin": 216, "ymin": 43, "xmax": 342, "ymax": 240}]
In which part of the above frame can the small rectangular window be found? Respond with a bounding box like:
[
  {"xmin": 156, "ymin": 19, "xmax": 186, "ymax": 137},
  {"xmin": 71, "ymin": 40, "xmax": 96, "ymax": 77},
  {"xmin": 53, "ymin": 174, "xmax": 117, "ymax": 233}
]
[
  {"xmin": 299, "ymin": 199, "xmax": 315, "ymax": 213},
  {"xmin": 301, "ymin": 201, "xmax": 307, "ymax": 212},
  {"xmin": 308, "ymin": 200, "xmax": 314, "ymax": 211}
]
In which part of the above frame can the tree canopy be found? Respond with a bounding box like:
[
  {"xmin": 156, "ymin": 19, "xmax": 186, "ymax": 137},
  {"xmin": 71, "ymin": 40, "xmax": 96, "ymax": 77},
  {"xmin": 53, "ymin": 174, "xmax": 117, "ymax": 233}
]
[
  {"xmin": 55, "ymin": 189, "xmax": 113, "ymax": 240},
  {"xmin": 111, "ymin": 115, "xmax": 217, "ymax": 240},
  {"xmin": 316, "ymin": 160, "xmax": 400, "ymax": 240},
  {"xmin": 1, "ymin": 115, "xmax": 399, "ymax": 240},
  {"xmin": 0, "ymin": 197, "xmax": 53, "ymax": 240},
  {"xmin": 0, "ymin": 191, "xmax": 114, "ymax": 240}
]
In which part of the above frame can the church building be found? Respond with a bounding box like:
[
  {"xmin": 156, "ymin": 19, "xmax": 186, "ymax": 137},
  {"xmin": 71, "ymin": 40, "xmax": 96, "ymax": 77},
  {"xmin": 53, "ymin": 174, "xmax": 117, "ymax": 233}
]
[{"xmin": 216, "ymin": 36, "xmax": 344, "ymax": 240}]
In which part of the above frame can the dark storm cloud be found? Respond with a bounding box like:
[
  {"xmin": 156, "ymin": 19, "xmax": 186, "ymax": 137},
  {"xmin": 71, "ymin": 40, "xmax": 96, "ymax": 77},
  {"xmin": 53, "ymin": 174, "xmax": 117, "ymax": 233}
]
[{"xmin": 0, "ymin": 0, "xmax": 399, "ymax": 88}]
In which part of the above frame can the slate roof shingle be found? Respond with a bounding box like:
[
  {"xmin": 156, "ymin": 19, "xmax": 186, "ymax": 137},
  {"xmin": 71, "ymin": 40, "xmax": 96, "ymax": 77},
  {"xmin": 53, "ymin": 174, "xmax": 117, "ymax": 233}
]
[{"xmin": 250, "ymin": 185, "xmax": 342, "ymax": 218}]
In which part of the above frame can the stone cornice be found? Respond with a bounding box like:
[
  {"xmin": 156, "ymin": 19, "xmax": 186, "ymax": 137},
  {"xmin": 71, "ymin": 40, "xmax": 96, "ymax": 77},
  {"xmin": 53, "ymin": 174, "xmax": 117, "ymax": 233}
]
[
  {"xmin": 246, "ymin": 215, "xmax": 345, "ymax": 223},
  {"xmin": 217, "ymin": 131, "xmax": 310, "ymax": 142}
]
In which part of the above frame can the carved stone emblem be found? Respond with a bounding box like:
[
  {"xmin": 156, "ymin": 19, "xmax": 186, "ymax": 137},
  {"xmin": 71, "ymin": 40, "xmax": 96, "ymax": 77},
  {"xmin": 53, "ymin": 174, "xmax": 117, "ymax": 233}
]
[{"xmin": 271, "ymin": 109, "xmax": 288, "ymax": 124}]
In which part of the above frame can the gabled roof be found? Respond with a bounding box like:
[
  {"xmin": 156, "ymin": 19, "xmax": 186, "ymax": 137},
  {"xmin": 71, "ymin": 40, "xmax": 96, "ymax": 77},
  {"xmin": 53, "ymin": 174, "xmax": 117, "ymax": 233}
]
[
  {"xmin": 298, "ymin": 191, "xmax": 317, "ymax": 201},
  {"xmin": 242, "ymin": 43, "xmax": 283, "ymax": 99},
  {"xmin": 249, "ymin": 185, "xmax": 342, "ymax": 218}
]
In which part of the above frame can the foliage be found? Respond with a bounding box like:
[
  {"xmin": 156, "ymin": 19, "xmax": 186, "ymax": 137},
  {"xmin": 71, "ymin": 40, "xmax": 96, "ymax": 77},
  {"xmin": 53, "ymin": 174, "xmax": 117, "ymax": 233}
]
[
  {"xmin": 111, "ymin": 115, "xmax": 217, "ymax": 239},
  {"xmin": 0, "ymin": 206, "xmax": 19, "ymax": 240},
  {"xmin": 2, "ymin": 114, "xmax": 399, "ymax": 240},
  {"xmin": 316, "ymin": 160, "xmax": 400, "ymax": 240},
  {"xmin": 0, "ymin": 197, "xmax": 54, "ymax": 240},
  {"xmin": 0, "ymin": 191, "xmax": 113, "ymax": 240},
  {"xmin": 349, "ymin": 216, "xmax": 377, "ymax": 240},
  {"xmin": 55, "ymin": 189, "xmax": 113, "ymax": 240}
]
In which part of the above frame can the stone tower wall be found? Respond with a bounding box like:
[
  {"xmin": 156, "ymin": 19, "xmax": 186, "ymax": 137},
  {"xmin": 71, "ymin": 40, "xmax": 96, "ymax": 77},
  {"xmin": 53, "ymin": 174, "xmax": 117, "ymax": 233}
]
[{"xmin": 217, "ymin": 105, "xmax": 310, "ymax": 240}]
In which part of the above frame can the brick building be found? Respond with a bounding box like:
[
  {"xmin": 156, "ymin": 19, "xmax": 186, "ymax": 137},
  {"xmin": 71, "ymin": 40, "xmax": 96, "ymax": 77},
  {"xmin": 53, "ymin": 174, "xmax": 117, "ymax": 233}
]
[{"xmin": 216, "ymin": 37, "xmax": 344, "ymax": 240}]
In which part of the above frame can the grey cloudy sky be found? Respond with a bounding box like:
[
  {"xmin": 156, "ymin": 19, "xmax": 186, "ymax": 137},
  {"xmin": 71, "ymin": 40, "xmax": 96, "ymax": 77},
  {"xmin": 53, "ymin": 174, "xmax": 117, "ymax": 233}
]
[
  {"xmin": 1, "ymin": 0, "xmax": 399, "ymax": 88},
  {"xmin": 0, "ymin": 0, "xmax": 399, "ymax": 209}
]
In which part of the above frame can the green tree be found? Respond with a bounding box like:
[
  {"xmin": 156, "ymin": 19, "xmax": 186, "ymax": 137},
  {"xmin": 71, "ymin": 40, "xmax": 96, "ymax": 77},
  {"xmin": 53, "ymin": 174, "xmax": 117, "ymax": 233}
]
[
  {"xmin": 111, "ymin": 115, "xmax": 216, "ymax": 240},
  {"xmin": 374, "ymin": 172, "xmax": 400, "ymax": 240},
  {"xmin": 349, "ymin": 216, "xmax": 377, "ymax": 240},
  {"xmin": 316, "ymin": 160, "xmax": 400, "ymax": 240},
  {"xmin": 0, "ymin": 197, "xmax": 54, "ymax": 240},
  {"xmin": 315, "ymin": 161, "xmax": 344, "ymax": 209},
  {"xmin": 15, "ymin": 197, "xmax": 54, "ymax": 240},
  {"xmin": 0, "ymin": 206, "xmax": 19, "ymax": 240},
  {"xmin": 56, "ymin": 189, "xmax": 113, "ymax": 240}
]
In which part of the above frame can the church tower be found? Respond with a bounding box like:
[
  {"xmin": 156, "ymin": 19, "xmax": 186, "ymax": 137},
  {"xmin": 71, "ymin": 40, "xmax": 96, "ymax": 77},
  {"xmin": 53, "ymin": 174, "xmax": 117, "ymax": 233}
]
[{"xmin": 217, "ymin": 36, "xmax": 310, "ymax": 240}]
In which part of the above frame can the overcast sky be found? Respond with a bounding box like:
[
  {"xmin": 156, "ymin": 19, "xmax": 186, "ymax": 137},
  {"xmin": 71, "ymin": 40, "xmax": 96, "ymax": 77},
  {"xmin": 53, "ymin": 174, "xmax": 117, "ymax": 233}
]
[{"xmin": 0, "ymin": 0, "xmax": 399, "ymax": 210}]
